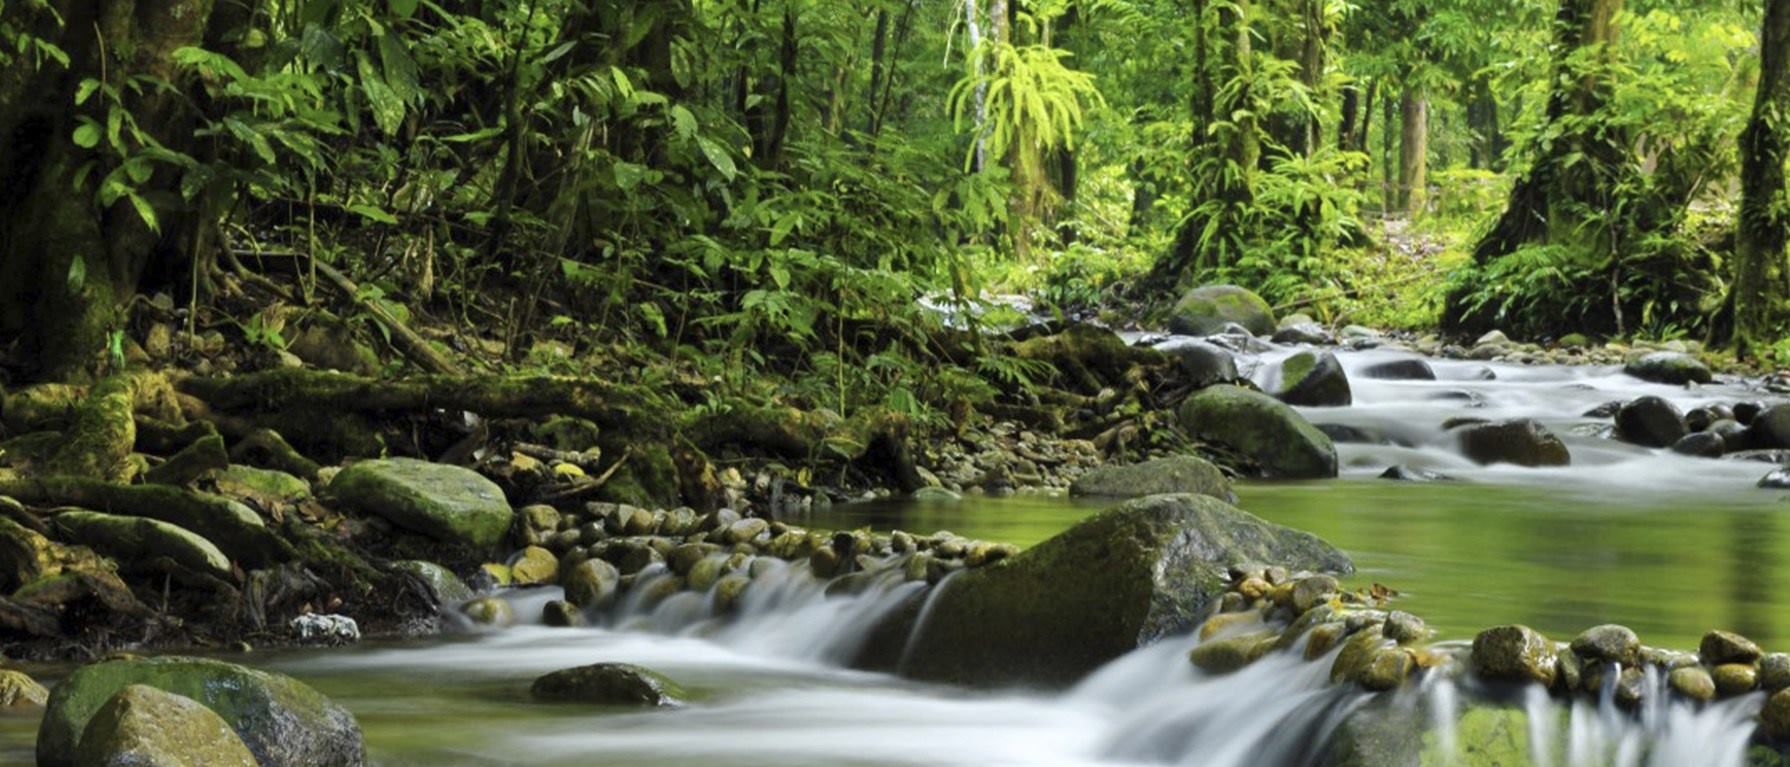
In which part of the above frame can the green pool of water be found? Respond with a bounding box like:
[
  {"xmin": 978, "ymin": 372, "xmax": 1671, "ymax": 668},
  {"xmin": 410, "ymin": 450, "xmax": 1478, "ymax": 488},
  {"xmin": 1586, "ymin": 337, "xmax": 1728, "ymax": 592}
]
[{"xmin": 807, "ymin": 481, "xmax": 1790, "ymax": 651}]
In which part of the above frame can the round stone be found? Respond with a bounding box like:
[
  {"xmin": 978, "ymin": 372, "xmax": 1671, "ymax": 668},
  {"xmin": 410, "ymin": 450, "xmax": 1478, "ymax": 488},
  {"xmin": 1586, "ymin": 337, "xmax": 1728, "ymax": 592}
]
[
  {"xmin": 1571, "ymin": 624, "xmax": 1641, "ymax": 667},
  {"xmin": 1472, "ymin": 625, "xmax": 1557, "ymax": 687}
]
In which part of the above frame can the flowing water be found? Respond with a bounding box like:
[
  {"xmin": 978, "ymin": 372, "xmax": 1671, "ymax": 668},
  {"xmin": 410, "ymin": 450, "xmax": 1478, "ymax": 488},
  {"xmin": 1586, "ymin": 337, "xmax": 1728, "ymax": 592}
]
[{"xmin": 4, "ymin": 340, "xmax": 1787, "ymax": 766}]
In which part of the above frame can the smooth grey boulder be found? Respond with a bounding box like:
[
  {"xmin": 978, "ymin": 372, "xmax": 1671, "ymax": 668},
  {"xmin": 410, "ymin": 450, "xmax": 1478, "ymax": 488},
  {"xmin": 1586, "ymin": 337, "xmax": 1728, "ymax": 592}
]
[
  {"xmin": 1614, "ymin": 396, "xmax": 1686, "ymax": 448},
  {"xmin": 1156, "ymin": 339, "xmax": 1239, "ymax": 389},
  {"xmin": 1360, "ymin": 359, "xmax": 1436, "ymax": 381},
  {"xmin": 530, "ymin": 663, "xmax": 685, "ymax": 707},
  {"xmin": 897, "ymin": 494, "xmax": 1352, "ymax": 688}
]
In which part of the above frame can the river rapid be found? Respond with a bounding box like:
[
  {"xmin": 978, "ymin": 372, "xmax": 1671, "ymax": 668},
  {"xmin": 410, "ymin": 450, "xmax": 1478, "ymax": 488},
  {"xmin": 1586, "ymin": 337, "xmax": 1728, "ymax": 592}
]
[{"xmin": 7, "ymin": 338, "xmax": 1788, "ymax": 766}]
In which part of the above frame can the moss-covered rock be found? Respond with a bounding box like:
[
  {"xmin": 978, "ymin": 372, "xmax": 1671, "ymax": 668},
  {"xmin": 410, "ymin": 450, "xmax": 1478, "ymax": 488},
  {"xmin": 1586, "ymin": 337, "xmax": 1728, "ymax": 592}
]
[
  {"xmin": 49, "ymin": 510, "xmax": 231, "ymax": 579},
  {"xmin": 212, "ymin": 465, "xmax": 311, "ymax": 506},
  {"xmin": 1273, "ymin": 351, "xmax": 1352, "ymax": 407},
  {"xmin": 1168, "ymin": 285, "xmax": 1276, "ymax": 337},
  {"xmin": 0, "ymin": 669, "xmax": 48, "ymax": 708},
  {"xmin": 330, "ymin": 458, "xmax": 513, "ymax": 551},
  {"xmin": 530, "ymin": 663, "xmax": 685, "ymax": 706},
  {"xmin": 72, "ymin": 684, "xmax": 257, "ymax": 767},
  {"xmin": 37, "ymin": 656, "xmax": 364, "ymax": 767},
  {"xmin": 1624, "ymin": 352, "xmax": 1712, "ymax": 385},
  {"xmin": 1177, "ymin": 385, "xmax": 1338, "ymax": 479},
  {"xmin": 895, "ymin": 494, "xmax": 1352, "ymax": 687},
  {"xmin": 1069, "ymin": 455, "xmax": 1234, "ymax": 502},
  {"xmin": 508, "ymin": 546, "xmax": 559, "ymax": 585},
  {"xmin": 390, "ymin": 560, "xmax": 473, "ymax": 605},
  {"xmin": 1323, "ymin": 699, "xmax": 1546, "ymax": 767}
]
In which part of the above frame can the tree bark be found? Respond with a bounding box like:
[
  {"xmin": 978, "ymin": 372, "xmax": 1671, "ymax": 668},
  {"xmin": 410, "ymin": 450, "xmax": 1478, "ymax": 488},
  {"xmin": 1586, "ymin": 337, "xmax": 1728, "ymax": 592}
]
[
  {"xmin": 0, "ymin": 0, "xmax": 223, "ymax": 379},
  {"xmin": 1397, "ymin": 85, "xmax": 1429, "ymax": 214},
  {"xmin": 1734, "ymin": 0, "xmax": 1790, "ymax": 357}
]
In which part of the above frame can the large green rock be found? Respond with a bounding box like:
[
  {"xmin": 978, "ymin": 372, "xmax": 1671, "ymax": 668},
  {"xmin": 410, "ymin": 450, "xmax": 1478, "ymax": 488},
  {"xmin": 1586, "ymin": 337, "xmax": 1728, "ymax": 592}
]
[
  {"xmin": 1323, "ymin": 699, "xmax": 1548, "ymax": 767},
  {"xmin": 72, "ymin": 684, "xmax": 257, "ymax": 767},
  {"xmin": 1274, "ymin": 351, "xmax": 1352, "ymax": 407},
  {"xmin": 330, "ymin": 458, "xmax": 513, "ymax": 550},
  {"xmin": 50, "ymin": 510, "xmax": 231, "ymax": 579},
  {"xmin": 38, "ymin": 656, "xmax": 364, "ymax": 767},
  {"xmin": 1456, "ymin": 420, "xmax": 1570, "ymax": 467},
  {"xmin": 896, "ymin": 494, "xmax": 1352, "ymax": 687},
  {"xmin": 1624, "ymin": 352, "xmax": 1712, "ymax": 385},
  {"xmin": 1069, "ymin": 455, "xmax": 1235, "ymax": 502},
  {"xmin": 1177, "ymin": 385, "xmax": 1339, "ymax": 479},
  {"xmin": 1167, "ymin": 285, "xmax": 1276, "ymax": 337}
]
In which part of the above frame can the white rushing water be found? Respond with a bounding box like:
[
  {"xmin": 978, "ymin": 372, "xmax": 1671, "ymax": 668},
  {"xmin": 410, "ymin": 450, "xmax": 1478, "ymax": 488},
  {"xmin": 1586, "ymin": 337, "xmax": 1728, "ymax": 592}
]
[
  {"xmin": 280, "ymin": 556, "xmax": 1770, "ymax": 766},
  {"xmin": 1194, "ymin": 337, "xmax": 1790, "ymax": 497}
]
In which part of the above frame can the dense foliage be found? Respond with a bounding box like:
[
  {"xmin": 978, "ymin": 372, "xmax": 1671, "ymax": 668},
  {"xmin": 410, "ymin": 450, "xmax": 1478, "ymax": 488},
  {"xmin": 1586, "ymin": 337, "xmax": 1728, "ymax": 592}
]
[{"xmin": 0, "ymin": 0, "xmax": 1785, "ymax": 390}]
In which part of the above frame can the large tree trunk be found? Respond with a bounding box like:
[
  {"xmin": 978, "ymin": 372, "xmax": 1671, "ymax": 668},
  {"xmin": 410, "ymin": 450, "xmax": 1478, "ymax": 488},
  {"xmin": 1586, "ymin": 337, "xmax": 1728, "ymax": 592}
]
[
  {"xmin": 0, "ymin": 0, "xmax": 223, "ymax": 379},
  {"xmin": 1442, "ymin": 0, "xmax": 1625, "ymax": 335},
  {"xmin": 1733, "ymin": 0, "xmax": 1790, "ymax": 358},
  {"xmin": 1397, "ymin": 85, "xmax": 1429, "ymax": 214}
]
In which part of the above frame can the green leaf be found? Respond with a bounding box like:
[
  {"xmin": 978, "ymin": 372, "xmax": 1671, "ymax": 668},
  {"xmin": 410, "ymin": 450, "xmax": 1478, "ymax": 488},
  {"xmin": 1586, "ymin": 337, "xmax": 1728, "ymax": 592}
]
[
  {"xmin": 378, "ymin": 34, "xmax": 421, "ymax": 103},
  {"xmin": 348, "ymin": 204, "xmax": 399, "ymax": 224},
  {"xmin": 66, "ymin": 256, "xmax": 86, "ymax": 294},
  {"xmin": 127, "ymin": 193, "xmax": 159, "ymax": 233},
  {"xmin": 357, "ymin": 53, "xmax": 405, "ymax": 135},
  {"xmin": 671, "ymin": 105, "xmax": 698, "ymax": 141},
  {"xmin": 71, "ymin": 122, "xmax": 100, "ymax": 149},
  {"xmin": 75, "ymin": 79, "xmax": 100, "ymax": 106},
  {"xmin": 387, "ymin": 0, "xmax": 419, "ymax": 18},
  {"xmin": 696, "ymin": 137, "xmax": 736, "ymax": 181},
  {"xmin": 613, "ymin": 161, "xmax": 649, "ymax": 191}
]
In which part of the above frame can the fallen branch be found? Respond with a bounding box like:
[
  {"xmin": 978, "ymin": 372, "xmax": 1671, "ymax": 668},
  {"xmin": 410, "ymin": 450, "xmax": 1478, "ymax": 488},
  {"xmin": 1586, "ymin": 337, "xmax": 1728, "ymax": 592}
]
[
  {"xmin": 0, "ymin": 477, "xmax": 295, "ymax": 569},
  {"xmin": 310, "ymin": 258, "xmax": 465, "ymax": 376}
]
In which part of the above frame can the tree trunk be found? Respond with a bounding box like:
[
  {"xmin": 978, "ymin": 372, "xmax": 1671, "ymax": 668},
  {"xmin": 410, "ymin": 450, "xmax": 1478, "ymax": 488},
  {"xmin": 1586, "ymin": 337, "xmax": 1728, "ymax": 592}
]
[
  {"xmin": 1397, "ymin": 85, "xmax": 1428, "ymax": 214},
  {"xmin": 1733, "ymin": 0, "xmax": 1790, "ymax": 358},
  {"xmin": 1381, "ymin": 90, "xmax": 1397, "ymax": 212},
  {"xmin": 864, "ymin": 9, "xmax": 890, "ymax": 138},
  {"xmin": 1339, "ymin": 84, "xmax": 1361, "ymax": 152},
  {"xmin": 0, "ymin": 0, "xmax": 224, "ymax": 380},
  {"xmin": 1443, "ymin": 0, "xmax": 1626, "ymax": 335}
]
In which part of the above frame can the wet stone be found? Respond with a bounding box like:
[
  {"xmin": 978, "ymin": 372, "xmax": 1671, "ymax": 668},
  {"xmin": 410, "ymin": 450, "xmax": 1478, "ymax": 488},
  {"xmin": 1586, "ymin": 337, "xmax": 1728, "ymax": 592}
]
[
  {"xmin": 1571, "ymin": 624, "xmax": 1641, "ymax": 667},
  {"xmin": 1291, "ymin": 575, "xmax": 1339, "ymax": 613},
  {"xmin": 1472, "ymin": 625, "xmax": 1557, "ymax": 687},
  {"xmin": 1762, "ymin": 654, "xmax": 1790, "ymax": 692},
  {"xmin": 1383, "ymin": 611, "xmax": 1428, "ymax": 644},
  {"xmin": 1668, "ymin": 666, "xmax": 1716, "ymax": 702},
  {"xmin": 1713, "ymin": 663, "xmax": 1758, "ymax": 697},
  {"xmin": 1701, "ymin": 630, "xmax": 1762, "ymax": 665}
]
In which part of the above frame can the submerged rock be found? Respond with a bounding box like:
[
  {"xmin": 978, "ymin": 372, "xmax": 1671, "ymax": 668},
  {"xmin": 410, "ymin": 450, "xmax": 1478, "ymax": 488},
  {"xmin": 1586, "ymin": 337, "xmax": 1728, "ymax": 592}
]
[
  {"xmin": 330, "ymin": 458, "xmax": 513, "ymax": 551},
  {"xmin": 1069, "ymin": 455, "xmax": 1234, "ymax": 502},
  {"xmin": 1272, "ymin": 323, "xmax": 1332, "ymax": 346},
  {"xmin": 390, "ymin": 560, "xmax": 473, "ymax": 605},
  {"xmin": 72, "ymin": 685, "xmax": 257, "ymax": 767},
  {"xmin": 1671, "ymin": 432, "xmax": 1725, "ymax": 458},
  {"xmin": 1378, "ymin": 466, "xmax": 1456, "ymax": 483},
  {"xmin": 530, "ymin": 663, "xmax": 685, "ymax": 707},
  {"xmin": 1274, "ymin": 351, "xmax": 1352, "ymax": 407},
  {"xmin": 1457, "ymin": 419, "xmax": 1570, "ymax": 467},
  {"xmin": 37, "ymin": 656, "xmax": 363, "ymax": 767},
  {"xmin": 896, "ymin": 493, "xmax": 1352, "ymax": 688},
  {"xmin": 1167, "ymin": 285, "xmax": 1276, "ymax": 337},
  {"xmin": 1624, "ymin": 352, "xmax": 1712, "ymax": 385},
  {"xmin": 1178, "ymin": 385, "xmax": 1339, "ymax": 479}
]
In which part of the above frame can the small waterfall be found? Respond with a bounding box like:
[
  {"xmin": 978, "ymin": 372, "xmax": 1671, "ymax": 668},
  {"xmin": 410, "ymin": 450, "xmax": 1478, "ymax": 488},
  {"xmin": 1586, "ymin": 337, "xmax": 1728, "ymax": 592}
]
[
  {"xmin": 896, "ymin": 568, "xmax": 964, "ymax": 675},
  {"xmin": 592, "ymin": 553, "xmax": 925, "ymax": 665}
]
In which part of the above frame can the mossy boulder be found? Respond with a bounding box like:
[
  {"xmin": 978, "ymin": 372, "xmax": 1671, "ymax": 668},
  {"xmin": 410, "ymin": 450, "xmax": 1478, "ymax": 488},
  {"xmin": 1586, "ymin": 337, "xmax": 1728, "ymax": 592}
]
[
  {"xmin": 1624, "ymin": 352, "xmax": 1712, "ymax": 385},
  {"xmin": 50, "ymin": 510, "xmax": 231, "ymax": 579},
  {"xmin": 1177, "ymin": 385, "xmax": 1338, "ymax": 479},
  {"xmin": 895, "ymin": 494, "xmax": 1352, "ymax": 688},
  {"xmin": 1168, "ymin": 285, "xmax": 1276, "ymax": 337},
  {"xmin": 1273, "ymin": 351, "xmax": 1352, "ymax": 407},
  {"xmin": 1472, "ymin": 624, "xmax": 1557, "ymax": 687},
  {"xmin": 72, "ymin": 684, "xmax": 257, "ymax": 767},
  {"xmin": 530, "ymin": 663, "xmax": 686, "ymax": 706},
  {"xmin": 331, "ymin": 458, "xmax": 513, "ymax": 551},
  {"xmin": 38, "ymin": 656, "xmax": 364, "ymax": 767},
  {"xmin": 212, "ymin": 465, "xmax": 311, "ymax": 505},
  {"xmin": 1069, "ymin": 455, "xmax": 1235, "ymax": 502},
  {"xmin": 1156, "ymin": 339, "xmax": 1239, "ymax": 388}
]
